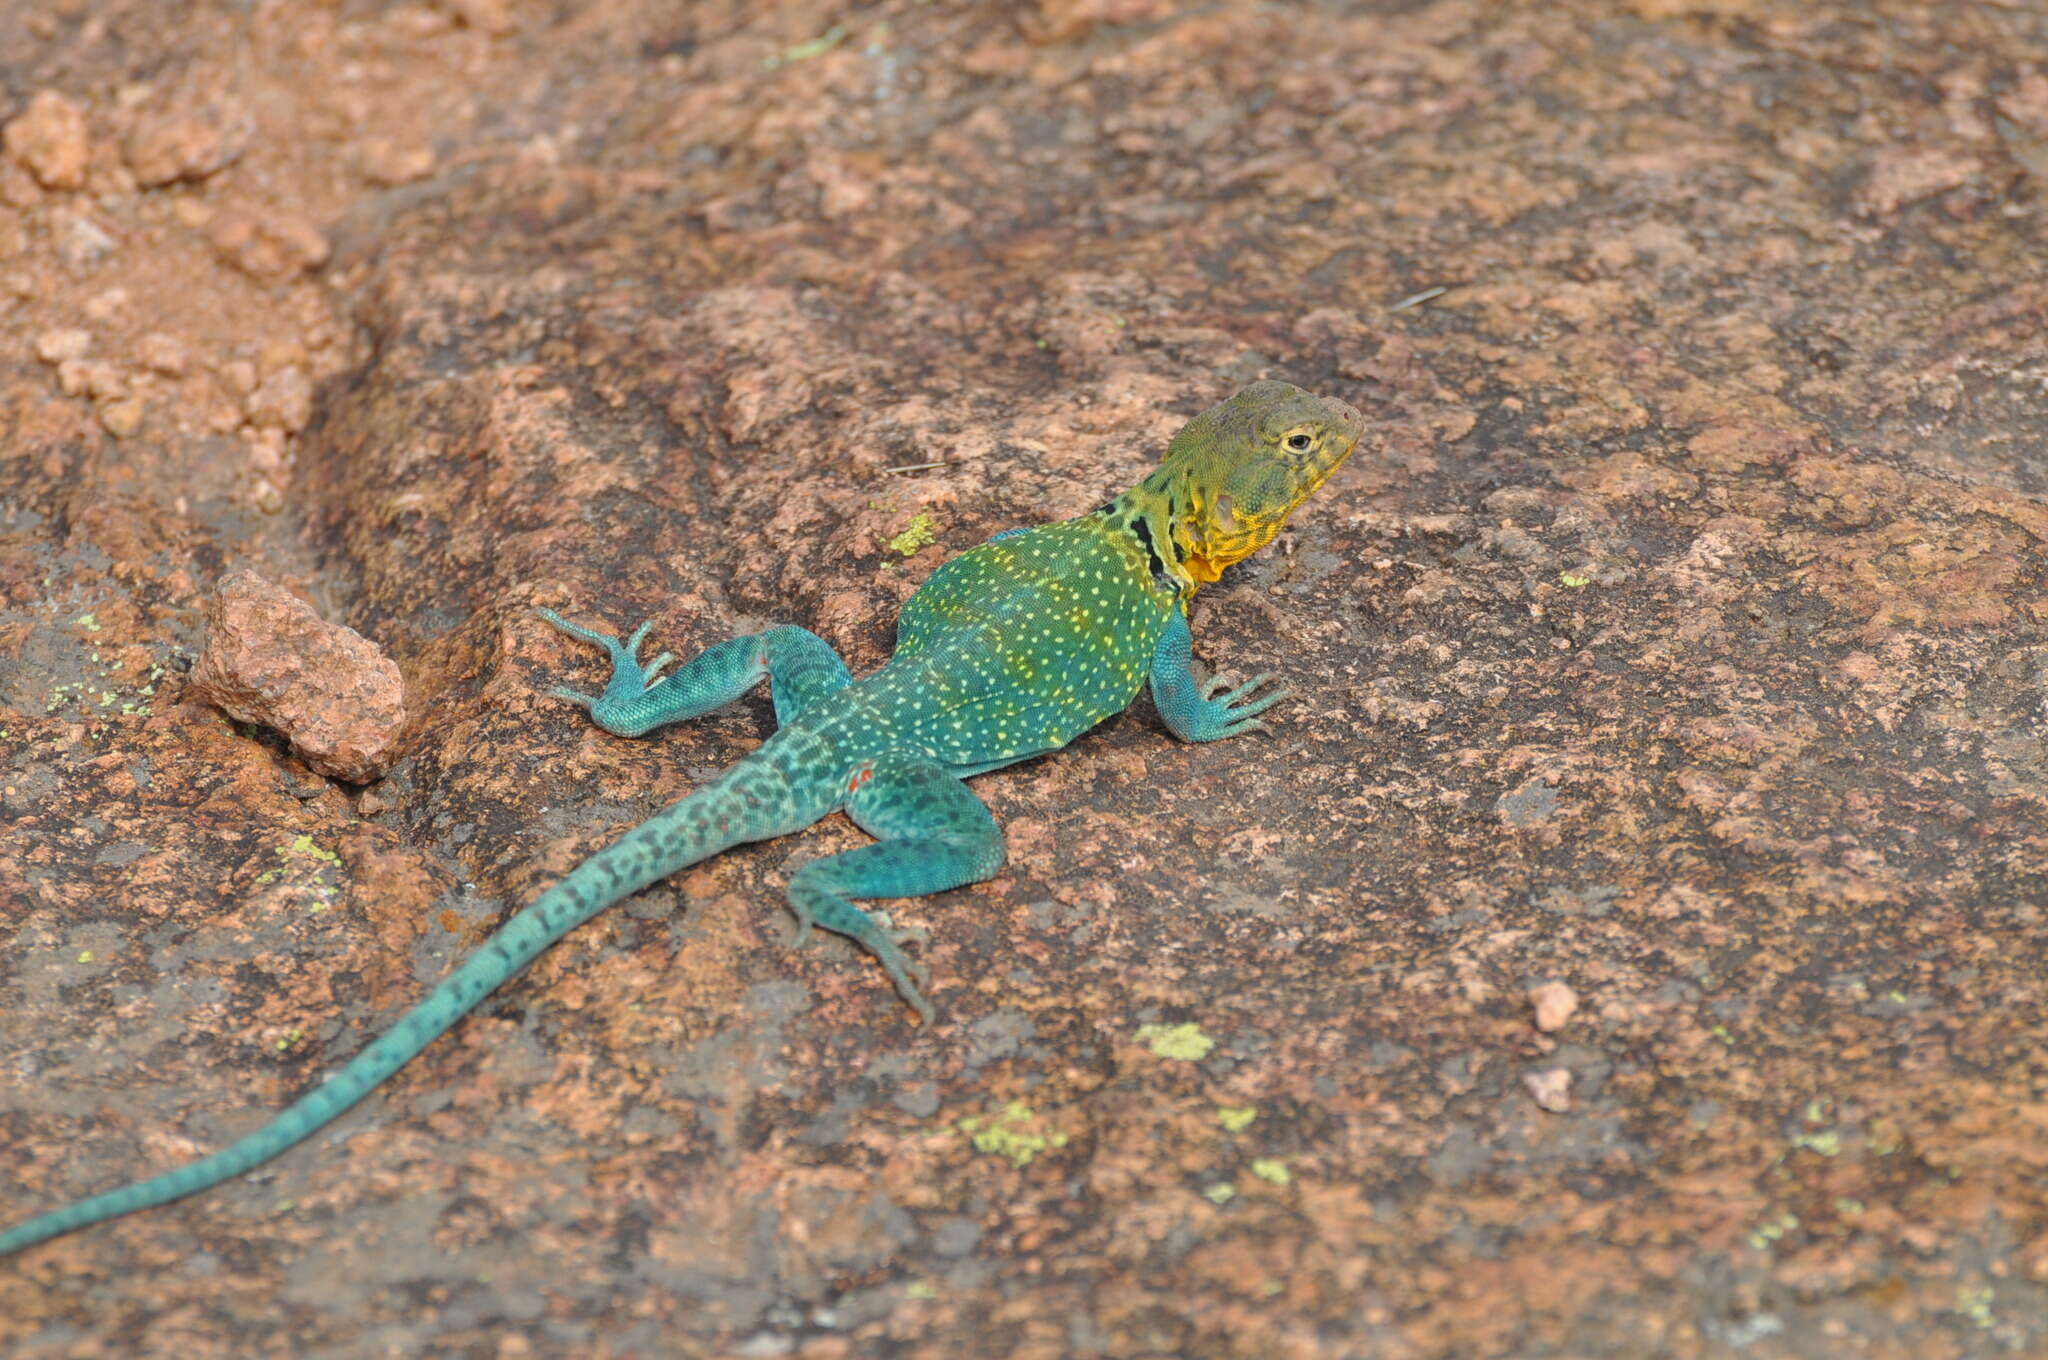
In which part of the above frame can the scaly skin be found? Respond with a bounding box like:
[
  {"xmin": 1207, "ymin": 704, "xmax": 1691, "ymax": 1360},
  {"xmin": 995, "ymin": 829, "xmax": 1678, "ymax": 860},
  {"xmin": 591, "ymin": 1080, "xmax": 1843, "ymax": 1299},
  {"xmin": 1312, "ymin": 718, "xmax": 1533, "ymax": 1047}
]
[{"xmin": 0, "ymin": 380, "xmax": 1364, "ymax": 1256}]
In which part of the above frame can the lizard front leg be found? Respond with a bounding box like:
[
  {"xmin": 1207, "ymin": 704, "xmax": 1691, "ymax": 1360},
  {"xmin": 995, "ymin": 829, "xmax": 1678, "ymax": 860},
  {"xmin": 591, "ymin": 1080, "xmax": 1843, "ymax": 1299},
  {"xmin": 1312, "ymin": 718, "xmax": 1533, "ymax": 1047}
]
[
  {"xmin": 1147, "ymin": 606, "xmax": 1290, "ymax": 742},
  {"xmin": 537, "ymin": 610, "xmax": 853, "ymax": 735},
  {"xmin": 784, "ymin": 753, "xmax": 1005, "ymax": 1022}
]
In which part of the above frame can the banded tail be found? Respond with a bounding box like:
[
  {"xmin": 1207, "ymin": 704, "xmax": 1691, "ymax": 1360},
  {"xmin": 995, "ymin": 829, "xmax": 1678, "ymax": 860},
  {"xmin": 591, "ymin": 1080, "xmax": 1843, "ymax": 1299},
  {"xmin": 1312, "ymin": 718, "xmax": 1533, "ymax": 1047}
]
[{"xmin": 0, "ymin": 755, "xmax": 806, "ymax": 1256}]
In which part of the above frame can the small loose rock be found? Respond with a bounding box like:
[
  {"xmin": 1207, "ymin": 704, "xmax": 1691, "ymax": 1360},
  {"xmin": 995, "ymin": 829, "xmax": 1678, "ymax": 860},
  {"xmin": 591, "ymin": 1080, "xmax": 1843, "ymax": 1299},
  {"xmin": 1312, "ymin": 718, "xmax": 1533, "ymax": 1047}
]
[
  {"xmin": 53, "ymin": 207, "xmax": 118, "ymax": 268},
  {"xmin": 257, "ymin": 338, "xmax": 309, "ymax": 380},
  {"xmin": 137, "ymin": 332, "xmax": 189, "ymax": 375},
  {"xmin": 56, "ymin": 358, "xmax": 126, "ymax": 400},
  {"xmin": 3, "ymin": 90, "xmax": 92, "ymax": 190},
  {"xmin": 205, "ymin": 206, "xmax": 330, "ymax": 280},
  {"xmin": 1524, "ymin": 1068, "xmax": 1572, "ymax": 1113},
  {"xmin": 98, "ymin": 398, "xmax": 144, "ymax": 438},
  {"xmin": 34, "ymin": 328, "xmax": 92, "ymax": 364},
  {"xmin": 83, "ymin": 287, "xmax": 128, "ymax": 321},
  {"xmin": 357, "ymin": 137, "xmax": 436, "ymax": 186},
  {"xmin": 245, "ymin": 366, "xmax": 313, "ymax": 432},
  {"xmin": 218, "ymin": 357, "xmax": 259, "ymax": 397},
  {"xmin": 124, "ymin": 97, "xmax": 252, "ymax": 187},
  {"xmin": 1529, "ymin": 980, "xmax": 1580, "ymax": 1033},
  {"xmin": 188, "ymin": 570, "xmax": 406, "ymax": 782}
]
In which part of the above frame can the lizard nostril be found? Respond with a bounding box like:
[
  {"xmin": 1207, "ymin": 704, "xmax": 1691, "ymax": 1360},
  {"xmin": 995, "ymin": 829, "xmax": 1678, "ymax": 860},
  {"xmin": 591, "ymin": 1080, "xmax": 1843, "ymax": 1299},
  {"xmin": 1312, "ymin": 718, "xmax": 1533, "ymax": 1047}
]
[{"xmin": 1319, "ymin": 396, "xmax": 1364, "ymax": 432}]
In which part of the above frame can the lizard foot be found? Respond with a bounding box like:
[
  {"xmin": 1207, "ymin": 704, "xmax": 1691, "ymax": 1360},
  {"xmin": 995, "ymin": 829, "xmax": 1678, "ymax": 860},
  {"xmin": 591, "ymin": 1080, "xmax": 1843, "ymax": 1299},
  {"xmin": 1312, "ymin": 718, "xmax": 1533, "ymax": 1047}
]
[
  {"xmin": 536, "ymin": 609, "xmax": 669, "ymax": 689},
  {"xmin": 864, "ymin": 912, "xmax": 934, "ymax": 1018},
  {"xmin": 1183, "ymin": 671, "xmax": 1290, "ymax": 740},
  {"xmin": 536, "ymin": 608, "xmax": 702, "ymax": 737},
  {"xmin": 786, "ymin": 894, "xmax": 935, "ymax": 1023}
]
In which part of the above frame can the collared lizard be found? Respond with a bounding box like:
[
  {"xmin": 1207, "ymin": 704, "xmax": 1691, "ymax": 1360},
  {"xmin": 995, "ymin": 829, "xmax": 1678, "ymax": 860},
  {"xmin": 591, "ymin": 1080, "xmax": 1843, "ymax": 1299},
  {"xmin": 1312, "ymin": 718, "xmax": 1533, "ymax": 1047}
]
[{"xmin": 0, "ymin": 379, "xmax": 1364, "ymax": 1255}]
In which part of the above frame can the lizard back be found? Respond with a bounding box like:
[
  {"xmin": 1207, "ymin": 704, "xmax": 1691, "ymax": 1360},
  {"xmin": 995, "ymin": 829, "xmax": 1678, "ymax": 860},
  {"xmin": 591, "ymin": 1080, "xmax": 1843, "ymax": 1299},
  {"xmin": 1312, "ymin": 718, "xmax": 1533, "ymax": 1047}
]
[{"xmin": 852, "ymin": 512, "xmax": 1177, "ymax": 768}]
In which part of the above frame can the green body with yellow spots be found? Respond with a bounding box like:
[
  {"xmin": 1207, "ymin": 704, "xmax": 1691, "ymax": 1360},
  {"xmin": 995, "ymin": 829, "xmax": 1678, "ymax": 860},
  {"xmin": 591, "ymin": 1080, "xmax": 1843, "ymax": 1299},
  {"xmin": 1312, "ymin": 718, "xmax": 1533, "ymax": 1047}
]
[
  {"xmin": 1, "ymin": 381, "xmax": 1364, "ymax": 1257},
  {"xmin": 883, "ymin": 515, "xmax": 1173, "ymax": 767}
]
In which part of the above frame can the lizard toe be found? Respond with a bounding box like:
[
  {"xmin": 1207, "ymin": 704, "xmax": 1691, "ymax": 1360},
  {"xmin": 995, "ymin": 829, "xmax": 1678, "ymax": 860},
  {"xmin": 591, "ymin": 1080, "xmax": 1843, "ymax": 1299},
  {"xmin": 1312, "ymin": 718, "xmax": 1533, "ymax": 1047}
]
[{"xmin": 547, "ymin": 686, "xmax": 598, "ymax": 711}]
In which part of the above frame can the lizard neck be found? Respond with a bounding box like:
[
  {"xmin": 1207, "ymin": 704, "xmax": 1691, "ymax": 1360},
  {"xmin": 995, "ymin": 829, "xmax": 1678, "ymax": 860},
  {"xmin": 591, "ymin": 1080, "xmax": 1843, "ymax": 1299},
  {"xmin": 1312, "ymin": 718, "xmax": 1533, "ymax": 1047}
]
[{"xmin": 1099, "ymin": 469, "xmax": 1209, "ymax": 596}]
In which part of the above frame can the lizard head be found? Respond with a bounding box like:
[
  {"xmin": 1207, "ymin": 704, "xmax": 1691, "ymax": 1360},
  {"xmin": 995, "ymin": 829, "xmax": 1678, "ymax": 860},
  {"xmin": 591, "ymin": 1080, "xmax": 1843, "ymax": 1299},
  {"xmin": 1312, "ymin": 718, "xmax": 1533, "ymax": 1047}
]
[{"xmin": 1147, "ymin": 380, "xmax": 1365, "ymax": 585}]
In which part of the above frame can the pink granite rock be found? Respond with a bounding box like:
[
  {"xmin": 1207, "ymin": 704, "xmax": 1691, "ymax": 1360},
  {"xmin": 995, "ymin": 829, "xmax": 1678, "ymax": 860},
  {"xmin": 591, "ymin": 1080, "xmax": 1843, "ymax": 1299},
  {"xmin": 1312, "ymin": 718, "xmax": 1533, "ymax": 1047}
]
[{"xmin": 189, "ymin": 570, "xmax": 405, "ymax": 781}]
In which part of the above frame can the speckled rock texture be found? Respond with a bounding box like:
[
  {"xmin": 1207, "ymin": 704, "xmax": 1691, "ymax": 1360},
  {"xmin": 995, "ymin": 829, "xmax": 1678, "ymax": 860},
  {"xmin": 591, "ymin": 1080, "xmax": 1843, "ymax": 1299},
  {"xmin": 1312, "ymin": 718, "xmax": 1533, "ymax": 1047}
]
[{"xmin": 3, "ymin": 2, "xmax": 2047, "ymax": 1356}]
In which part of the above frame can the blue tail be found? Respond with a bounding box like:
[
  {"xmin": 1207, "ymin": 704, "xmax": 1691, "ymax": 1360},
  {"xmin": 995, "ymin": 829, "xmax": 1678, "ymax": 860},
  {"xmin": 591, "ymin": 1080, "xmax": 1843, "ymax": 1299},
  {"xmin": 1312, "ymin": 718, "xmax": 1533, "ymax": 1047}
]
[{"xmin": 1, "ymin": 756, "xmax": 804, "ymax": 1256}]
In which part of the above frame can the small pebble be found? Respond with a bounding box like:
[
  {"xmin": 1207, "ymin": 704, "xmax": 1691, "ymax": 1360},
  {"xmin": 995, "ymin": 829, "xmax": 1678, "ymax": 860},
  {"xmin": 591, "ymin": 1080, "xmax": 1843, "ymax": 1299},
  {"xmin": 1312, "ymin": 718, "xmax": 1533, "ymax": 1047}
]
[
  {"xmin": 99, "ymin": 398, "xmax": 144, "ymax": 438},
  {"xmin": 35, "ymin": 328, "xmax": 92, "ymax": 363},
  {"xmin": 137, "ymin": 332, "xmax": 189, "ymax": 375},
  {"xmin": 1529, "ymin": 980, "xmax": 1580, "ymax": 1033},
  {"xmin": 1524, "ymin": 1068, "xmax": 1572, "ymax": 1113},
  {"xmin": 2, "ymin": 90, "xmax": 91, "ymax": 190}
]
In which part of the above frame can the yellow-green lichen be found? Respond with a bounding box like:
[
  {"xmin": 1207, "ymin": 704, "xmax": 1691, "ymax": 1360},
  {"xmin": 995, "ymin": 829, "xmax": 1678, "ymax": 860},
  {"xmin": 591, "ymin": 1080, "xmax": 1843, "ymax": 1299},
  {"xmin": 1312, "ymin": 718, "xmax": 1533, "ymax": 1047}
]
[
  {"xmin": 1250, "ymin": 1158, "xmax": 1291, "ymax": 1186},
  {"xmin": 1203, "ymin": 1183, "xmax": 1236, "ymax": 1205},
  {"xmin": 1955, "ymin": 1283, "xmax": 1994, "ymax": 1329},
  {"xmin": 1136, "ymin": 1022, "xmax": 1214, "ymax": 1061},
  {"xmin": 1746, "ymin": 1211, "xmax": 1800, "ymax": 1251},
  {"xmin": 254, "ymin": 835, "xmax": 344, "ymax": 909},
  {"xmin": 885, "ymin": 511, "xmax": 938, "ymax": 557},
  {"xmin": 1559, "ymin": 571, "xmax": 1591, "ymax": 588},
  {"xmin": 1216, "ymin": 1105, "xmax": 1258, "ymax": 1133},
  {"xmin": 288, "ymin": 834, "xmax": 341, "ymax": 866},
  {"xmin": 958, "ymin": 1101, "xmax": 1068, "ymax": 1169},
  {"xmin": 1791, "ymin": 1128, "xmax": 1841, "ymax": 1157}
]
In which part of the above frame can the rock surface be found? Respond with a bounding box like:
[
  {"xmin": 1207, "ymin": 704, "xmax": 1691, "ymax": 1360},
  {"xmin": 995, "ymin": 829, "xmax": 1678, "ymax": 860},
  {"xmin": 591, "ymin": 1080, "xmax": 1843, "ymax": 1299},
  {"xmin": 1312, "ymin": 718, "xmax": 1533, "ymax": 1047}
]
[{"xmin": 2, "ymin": 2, "xmax": 2047, "ymax": 1356}]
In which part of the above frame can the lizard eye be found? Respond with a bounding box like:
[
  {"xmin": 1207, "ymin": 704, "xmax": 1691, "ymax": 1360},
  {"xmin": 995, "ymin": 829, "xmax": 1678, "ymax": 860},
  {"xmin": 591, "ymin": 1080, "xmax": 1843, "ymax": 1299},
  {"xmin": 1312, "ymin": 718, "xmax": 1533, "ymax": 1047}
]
[{"xmin": 1285, "ymin": 432, "xmax": 1313, "ymax": 452}]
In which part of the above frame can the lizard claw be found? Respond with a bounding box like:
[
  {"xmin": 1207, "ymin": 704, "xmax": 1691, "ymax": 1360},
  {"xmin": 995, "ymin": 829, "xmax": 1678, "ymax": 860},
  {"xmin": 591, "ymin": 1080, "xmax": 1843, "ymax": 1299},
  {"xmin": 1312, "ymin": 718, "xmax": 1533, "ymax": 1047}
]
[
  {"xmin": 1179, "ymin": 671, "xmax": 1290, "ymax": 740},
  {"xmin": 874, "ymin": 914, "xmax": 932, "ymax": 990},
  {"xmin": 894, "ymin": 935, "xmax": 932, "ymax": 994},
  {"xmin": 889, "ymin": 958, "xmax": 935, "ymax": 1024},
  {"xmin": 871, "ymin": 909, "xmax": 929, "ymax": 950},
  {"xmin": 547, "ymin": 685, "xmax": 598, "ymax": 711},
  {"xmin": 866, "ymin": 911, "xmax": 934, "ymax": 1020}
]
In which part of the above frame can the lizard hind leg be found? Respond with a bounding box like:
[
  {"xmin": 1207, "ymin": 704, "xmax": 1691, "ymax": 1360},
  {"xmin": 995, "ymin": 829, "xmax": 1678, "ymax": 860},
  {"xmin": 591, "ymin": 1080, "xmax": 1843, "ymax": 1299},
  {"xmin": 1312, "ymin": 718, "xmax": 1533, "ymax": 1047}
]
[
  {"xmin": 785, "ymin": 754, "xmax": 1005, "ymax": 1023},
  {"xmin": 536, "ymin": 610, "xmax": 852, "ymax": 737}
]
